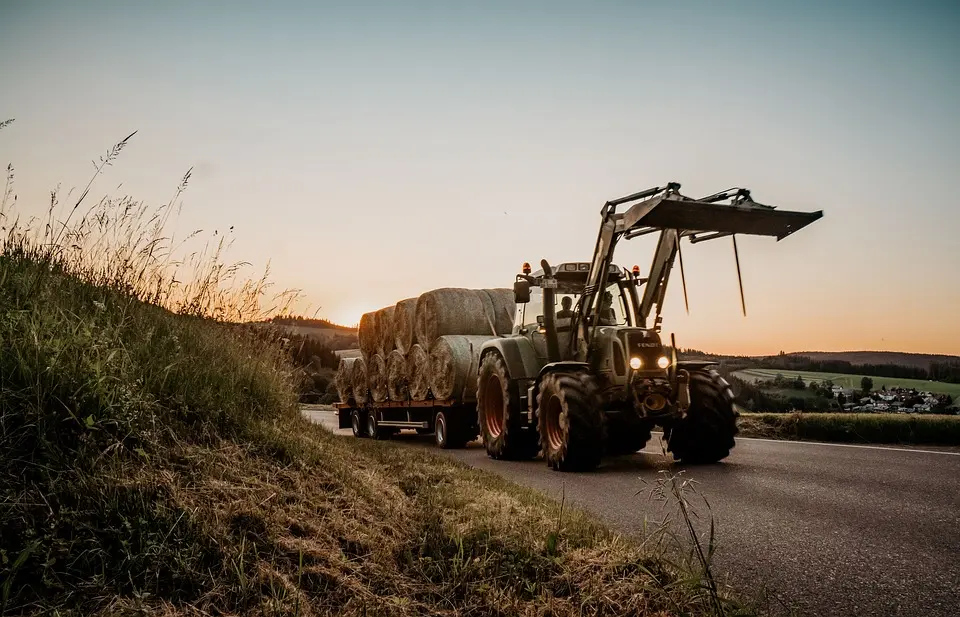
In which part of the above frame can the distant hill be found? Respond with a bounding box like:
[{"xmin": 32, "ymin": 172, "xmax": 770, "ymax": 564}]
[
  {"xmin": 274, "ymin": 324, "xmax": 357, "ymax": 349},
  {"xmin": 265, "ymin": 316, "xmax": 356, "ymax": 332},
  {"xmin": 782, "ymin": 351, "xmax": 960, "ymax": 371},
  {"xmin": 256, "ymin": 316, "xmax": 358, "ymax": 350}
]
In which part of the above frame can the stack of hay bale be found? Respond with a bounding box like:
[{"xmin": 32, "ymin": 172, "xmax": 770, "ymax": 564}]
[{"xmin": 335, "ymin": 288, "xmax": 515, "ymax": 407}]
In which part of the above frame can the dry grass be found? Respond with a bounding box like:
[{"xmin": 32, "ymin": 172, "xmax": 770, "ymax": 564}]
[{"xmin": 0, "ymin": 125, "xmax": 746, "ymax": 616}]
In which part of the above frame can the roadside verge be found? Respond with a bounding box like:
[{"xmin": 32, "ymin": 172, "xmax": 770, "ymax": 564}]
[{"xmin": 737, "ymin": 411, "xmax": 960, "ymax": 446}]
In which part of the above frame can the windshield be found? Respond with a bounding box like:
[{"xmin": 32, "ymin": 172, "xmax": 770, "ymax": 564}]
[
  {"xmin": 595, "ymin": 281, "xmax": 629, "ymax": 326},
  {"xmin": 553, "ymin": 281, "xmax": 629, "ymax": 327}
]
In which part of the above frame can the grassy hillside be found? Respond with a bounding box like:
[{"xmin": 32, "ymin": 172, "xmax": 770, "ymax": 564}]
[
  {"xmin": 0, "ymin": 131, "xmax": 740, "ymax": 616},
  {"xmin": 733, "ymin": 368, "xmax": 960, "ymax": 397}
]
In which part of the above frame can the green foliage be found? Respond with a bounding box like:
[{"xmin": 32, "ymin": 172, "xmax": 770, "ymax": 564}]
[
  {"xmin": 729, "ymin": 375, "xmax": 838, "ymax": 412},
  {"xmin": 738, "ymin": 412, "xmax": 960, "ymax": 445},
  {"xmin": 0, "ymin": 248, "xmax": 302, "ymax": 612},
  {"xmin": 861, "ymin": 376, "xmax": 874, "ymax": 392}
]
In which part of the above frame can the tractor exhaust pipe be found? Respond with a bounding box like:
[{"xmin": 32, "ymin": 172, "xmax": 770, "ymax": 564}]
[{"xmin": 540, "ymin": 259, "xmax": 561, "ymax": 363}]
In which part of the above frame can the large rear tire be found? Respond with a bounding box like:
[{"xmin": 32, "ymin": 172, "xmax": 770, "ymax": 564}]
[
  {"xmin": 476, "ymin": 353, "xmax": 539, "ymax": 460},
  {"xmin": 537, "ymin": 371, "xmax": 604, "ymax": 472},
  {"xmin": 665, "ymin": 369, "xmax": 738, "ymax": 464}
]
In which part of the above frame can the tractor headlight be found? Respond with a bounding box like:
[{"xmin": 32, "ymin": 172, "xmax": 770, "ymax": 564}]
[
  {"xmin": 629, "ymin": 357, "xmax": 642, "ymax": 370},
  {"xmin": 657, "ymin": 356, "xmax": 670, "ymax": 369}
]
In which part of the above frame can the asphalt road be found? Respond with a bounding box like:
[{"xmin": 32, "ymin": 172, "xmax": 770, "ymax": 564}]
[{"xmin": 304, "ymin": 408, "xmax": 960, "ymax": 616}]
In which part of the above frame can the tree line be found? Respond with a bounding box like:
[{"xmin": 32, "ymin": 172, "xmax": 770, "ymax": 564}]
[
  {"xmin": 725, "ymin": 354, "xmax": 960, "ymax": 384},
  {"xmin": 266, "ymin": 314, "xmax": 357, "ymax": 331}
]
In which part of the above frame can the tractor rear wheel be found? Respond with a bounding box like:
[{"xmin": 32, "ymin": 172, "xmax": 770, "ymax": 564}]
[
  {"xmin": 665, "ymin": 369, "xmax": 738, "ymax": 464},
  {"xmin": 537, "ymin": 371, "xmax": 604, "ymax": 472},
  {"xmin": 476, "ymin": 353, "xmax": 539, "ymax": 460}
]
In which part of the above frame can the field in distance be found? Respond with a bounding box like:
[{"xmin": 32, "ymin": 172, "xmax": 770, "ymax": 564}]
[{"xmin": 733, "ymin": 368, "xmax": 960, "ymax": 397}]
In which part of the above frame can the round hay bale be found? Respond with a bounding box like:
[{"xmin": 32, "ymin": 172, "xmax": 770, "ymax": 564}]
[
  {"xmin": 386, "ymin": 349, "xmax": 409, "ymax": 401},
  {"xmin": 358, "ymin": 312, "xmax": 378, "ymax": 359},
  {"xmin": 335, "ymin": 356, "xmax": 357, "ymax": 404},
  {"xmin": 368, "ymin": 353, "xmax": 388, "ymax": 403},
  {"xmin": 483, "ymin": 288, "xmax": 516, "ymax": 333},
  {"xmin": 352, "ymin": 356, "xmax": 369, "ymax": 406},
  {"xmin": 393, "ymin": 297, "xmax": 417, "ymax": 354},
  {"xmin": 429, "ymin": 335, "xmax": 492, "ymax": 402},
  {"xmin": 414, "ymin": 288, "xmax": 514, "ymax": 347},
  {"xmin": 375, "ymin": 306, "xmax": 396, "ymax": 356},
  {"xmin": 407, "ymin": 344, "xmax": 431, "ymax": 401}
]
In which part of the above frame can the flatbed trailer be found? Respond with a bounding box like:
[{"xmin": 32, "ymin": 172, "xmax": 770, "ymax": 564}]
[{"xmin": 335, "ymin": 398, "xmax": 479, "ymax": 449}]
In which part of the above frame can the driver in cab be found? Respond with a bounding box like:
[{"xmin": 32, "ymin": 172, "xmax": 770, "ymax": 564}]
[{"xmin": 598, "ymin": 291, "xmax": 617, "ymax": 326}]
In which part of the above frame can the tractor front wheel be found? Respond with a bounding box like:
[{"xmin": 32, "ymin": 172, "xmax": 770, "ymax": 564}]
[
  {"xmin": 665, "ymin": 369, "xmax": 738, "ymax": 464},
  {"xmin": 537, "ymin": 371, "xmax": 604, "ymax": 472}
]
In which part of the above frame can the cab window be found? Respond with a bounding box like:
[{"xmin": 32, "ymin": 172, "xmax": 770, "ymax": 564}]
[{"xmin": 521, "ymin": 287, "xmax": 544, "ymax": 330}]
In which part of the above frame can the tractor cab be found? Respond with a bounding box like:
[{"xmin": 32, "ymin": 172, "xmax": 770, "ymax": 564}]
[
  {"xmin": 512, "ymin": 261, "xmax": 670, "ymax": 403},
  {"xmin": 512, "ymin": 262, "xmax": 637, "ymax": 360}
]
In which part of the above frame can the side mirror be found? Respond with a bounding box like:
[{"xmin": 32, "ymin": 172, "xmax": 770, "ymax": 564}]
[{"xmin": 513, "ymin": 280, "xmax": 530, "ymax": 304}]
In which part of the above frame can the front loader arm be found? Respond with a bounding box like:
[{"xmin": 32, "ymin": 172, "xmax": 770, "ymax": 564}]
[
  {"xmin": 582, "ymin": 183, "xmax": 822, "ymax": 334},
  {"xmin": 637, "ymin": 229, "xmax": 680, "ymax": 328}
]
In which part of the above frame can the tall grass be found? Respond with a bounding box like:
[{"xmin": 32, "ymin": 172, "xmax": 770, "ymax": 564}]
[
  {"xmin": 0, "ymin": 125, "xmax": 744, "ymax": 615},
  {"xmin": 1, "ymin": 126, "xmax": 298, "ymax": 322},
  {"xmin": 0, "ymin": 126, "xmax": 306, "ymax": 613}
]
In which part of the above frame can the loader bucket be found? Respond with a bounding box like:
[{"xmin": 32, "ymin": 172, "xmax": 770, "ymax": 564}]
[{"xmin": 622, "ymin": 194, "xmax": 822, "ymax": 241}]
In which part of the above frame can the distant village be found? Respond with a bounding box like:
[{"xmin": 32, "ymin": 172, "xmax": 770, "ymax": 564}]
[
  {"xmin": 731, "ymin": 373, "xmax": 958, "ymax": 414},
  {"xmin": 845, "ymin": 386, "xmax": 954, "ymax": 414}
]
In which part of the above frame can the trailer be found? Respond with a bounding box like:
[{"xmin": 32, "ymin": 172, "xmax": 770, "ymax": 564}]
[{"xmin": 335, "ymin": 398, "xmax": 479, "ymax": 449}]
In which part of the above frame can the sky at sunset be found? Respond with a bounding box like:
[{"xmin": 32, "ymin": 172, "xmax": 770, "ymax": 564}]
[{"xmin": 2, "ymin": 0, "xmax": 958, "ymax": 356}]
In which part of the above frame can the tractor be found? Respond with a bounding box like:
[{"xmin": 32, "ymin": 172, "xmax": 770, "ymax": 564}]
[{"xmin": 475, "ymin": 182, "xmax": 822, "ymax": 471}]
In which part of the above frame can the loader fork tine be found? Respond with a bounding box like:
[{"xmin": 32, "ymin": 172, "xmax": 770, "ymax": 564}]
[
  {"xmin": 677, "ymin": 232, "xmax": 690, "ymax": 315},
  {"xmin": 732, "ymin": 234, "xmax": 746, "ymax": 316}
]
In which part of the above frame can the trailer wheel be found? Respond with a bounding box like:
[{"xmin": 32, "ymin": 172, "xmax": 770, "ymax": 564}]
[
  {"xmin": 477, "ymin": 353, "xmax": 539, "ymax": 460},
  {"xmin": 665, "ymin": 369, "xmax": 738, "ymax": 464},
  {"xmin": 351, "ymin": 409, "xmax": 368, "ymax": 438},
  {"xmin": 538, "ymin": 371, "xmax": 604, "ymax": 472},
  {"xmin": 366, "ymin": 411, "xmax": 392, "ymax": 441},
  {"xmin": 435, "ymin": 410, "xmax": 468, "ymax": 449}
]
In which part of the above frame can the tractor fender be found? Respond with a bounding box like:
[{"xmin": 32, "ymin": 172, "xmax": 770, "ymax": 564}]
[
  {"xmin": 478, "ymin": 337, "xmax": 542, "ymax": 382},
  {"xmin": 538, "ymin": 361, "xmax": 590, "ymax": 378},
  {"xmin": 675, "ymin": 360, "xmax": 719, "ymax": 372},
  {"xmin": 527, "ymin": 361, "xmax": 591, "ymax": 418}
]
